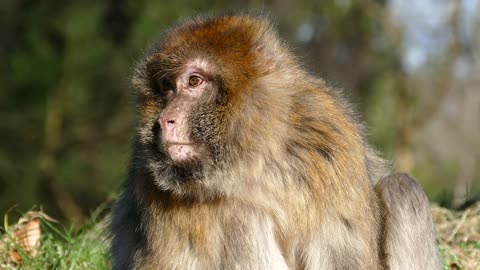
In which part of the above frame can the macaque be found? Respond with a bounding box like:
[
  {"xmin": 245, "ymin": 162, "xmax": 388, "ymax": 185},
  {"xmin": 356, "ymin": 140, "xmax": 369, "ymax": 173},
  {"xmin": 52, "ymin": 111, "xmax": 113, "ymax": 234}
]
[{"xmin": 110, "ymin": 15, "xmax": 442, "ymax": 270}]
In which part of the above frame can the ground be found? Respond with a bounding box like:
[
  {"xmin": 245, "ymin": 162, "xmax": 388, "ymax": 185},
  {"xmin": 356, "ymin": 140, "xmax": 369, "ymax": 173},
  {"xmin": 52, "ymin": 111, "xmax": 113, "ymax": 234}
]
[{"xmin": 0, "ymin": 203, "xmax": 479, "ymax": 269}]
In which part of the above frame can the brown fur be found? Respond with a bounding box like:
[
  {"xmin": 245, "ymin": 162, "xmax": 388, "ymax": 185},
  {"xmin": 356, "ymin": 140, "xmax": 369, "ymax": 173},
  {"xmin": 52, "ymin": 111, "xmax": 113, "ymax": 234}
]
[
  {"xmin": 110, "ymin": 15, "xmax": 441, "ymax": 270},
  {"xmin": 376, "ymin": 173, "xmax": 442, "ymax": 270}
]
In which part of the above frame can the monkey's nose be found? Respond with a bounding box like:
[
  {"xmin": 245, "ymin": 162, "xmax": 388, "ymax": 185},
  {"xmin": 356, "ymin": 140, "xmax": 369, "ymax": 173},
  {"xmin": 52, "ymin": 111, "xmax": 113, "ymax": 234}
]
[
  {"xmin": 166, "ymin": 119, "xmax": 175, "ymax": 129},
  {"xmin": 159, "ymin": 116, "xmax": 176, "ymax": 132}
]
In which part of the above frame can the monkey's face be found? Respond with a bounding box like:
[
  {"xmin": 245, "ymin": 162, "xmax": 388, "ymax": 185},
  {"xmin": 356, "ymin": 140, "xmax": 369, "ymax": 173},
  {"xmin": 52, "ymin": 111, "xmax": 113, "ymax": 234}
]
[
  {"xmin": 155, "ymin": 59, "xmax": 213, "ymax": 165},
  {"xmin": 134, "ymin": 50, "xmax": 235, "ymax": 188},
  {"xmin": 133, "ymin": 15, "xmax": 279, "ymax": 194}
]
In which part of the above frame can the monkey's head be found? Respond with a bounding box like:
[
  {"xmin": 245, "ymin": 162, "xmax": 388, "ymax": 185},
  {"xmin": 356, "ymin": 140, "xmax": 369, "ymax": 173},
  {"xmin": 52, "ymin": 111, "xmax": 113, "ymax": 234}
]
[{"xmin": 133, "ymin": 15, "xmax": 295, "ymax": 196}]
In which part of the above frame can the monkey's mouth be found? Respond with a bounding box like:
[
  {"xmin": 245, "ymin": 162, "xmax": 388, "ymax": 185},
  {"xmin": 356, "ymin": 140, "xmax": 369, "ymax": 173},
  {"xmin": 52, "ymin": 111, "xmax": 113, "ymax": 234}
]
[{"xmin": 164, "ymin": 142, "xmax": 207, "ymax": 163}]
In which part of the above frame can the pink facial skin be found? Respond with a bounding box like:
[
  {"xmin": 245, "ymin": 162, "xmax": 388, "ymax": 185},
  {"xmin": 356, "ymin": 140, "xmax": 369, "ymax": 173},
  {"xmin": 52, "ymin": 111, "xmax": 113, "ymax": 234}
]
[{"xmin": 159, "ymin": 60, "xmax": 211, "ymax": 163}]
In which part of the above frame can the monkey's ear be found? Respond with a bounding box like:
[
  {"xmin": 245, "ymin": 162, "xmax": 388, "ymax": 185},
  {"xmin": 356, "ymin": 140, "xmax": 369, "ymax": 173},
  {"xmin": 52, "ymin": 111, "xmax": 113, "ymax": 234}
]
[
  {"xmin": 255, "ymin": 44, "xmax": 276, "ymax": 74},
  {"xmin": 254, "ymin": 24, "xmax": 285, "ymax": 74}
]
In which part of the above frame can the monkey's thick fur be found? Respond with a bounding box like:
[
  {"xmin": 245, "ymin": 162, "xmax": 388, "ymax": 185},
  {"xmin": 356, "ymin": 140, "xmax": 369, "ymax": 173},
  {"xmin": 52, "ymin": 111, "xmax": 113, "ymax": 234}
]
[{"xmin": 110, "ymin": 15, "xmax": 442, "ymax": 270}]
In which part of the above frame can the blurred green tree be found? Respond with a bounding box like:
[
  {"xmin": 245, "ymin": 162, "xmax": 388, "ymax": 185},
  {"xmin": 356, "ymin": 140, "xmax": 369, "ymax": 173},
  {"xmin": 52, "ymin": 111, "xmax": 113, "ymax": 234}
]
[{"xmin": 1, "ymin": 0, "xmax": 478, "ymax": 223}]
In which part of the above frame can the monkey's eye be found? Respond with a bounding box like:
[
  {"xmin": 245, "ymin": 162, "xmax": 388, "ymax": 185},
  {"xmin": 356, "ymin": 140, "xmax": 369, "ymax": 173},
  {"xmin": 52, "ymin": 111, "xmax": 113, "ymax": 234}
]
[
  {"xmin": 157, "ymin": 79, "xmax": 174, "ymax": 96},
  {"xmin": 188, "ymin": 75, "xmax": 203, "ymax": 87}
]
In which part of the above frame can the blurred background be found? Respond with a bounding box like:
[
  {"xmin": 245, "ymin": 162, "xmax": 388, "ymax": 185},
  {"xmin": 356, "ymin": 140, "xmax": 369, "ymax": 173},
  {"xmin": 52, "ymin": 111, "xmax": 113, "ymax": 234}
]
[{"xmin": 0, "ymin": 0, "xmax": 479, "ymax": 224}]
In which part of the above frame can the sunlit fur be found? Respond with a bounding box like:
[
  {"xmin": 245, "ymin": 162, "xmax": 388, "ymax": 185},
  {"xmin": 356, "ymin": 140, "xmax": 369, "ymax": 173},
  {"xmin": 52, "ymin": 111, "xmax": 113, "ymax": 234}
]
[
  {"xmin": 110, "ymin": 14, "xmax": 441, "ymax": 270},
  {"xmin": 376, "ymin": 173, "xmax": 443, "ymax": 270}
]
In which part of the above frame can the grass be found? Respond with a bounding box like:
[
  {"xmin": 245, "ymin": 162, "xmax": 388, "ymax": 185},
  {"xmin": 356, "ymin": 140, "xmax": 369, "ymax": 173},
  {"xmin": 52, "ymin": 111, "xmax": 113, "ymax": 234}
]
[
  {"xmin": 0, "ymin": 208, "xmax": 110, "ymax": 270},
  {"xmin": 433, "ymin": 202, "xmax": 480, "ymax": 270},
  {"xmin": 0, "ymin": 203, "xmax": 479, "ymax": 270}
]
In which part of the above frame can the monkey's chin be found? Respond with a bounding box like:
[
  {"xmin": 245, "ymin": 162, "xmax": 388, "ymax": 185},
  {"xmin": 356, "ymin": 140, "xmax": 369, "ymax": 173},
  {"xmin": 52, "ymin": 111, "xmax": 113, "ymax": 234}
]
[{"xmin": 167, "ymin": 144, "xmax": 207, "ymax": 164}]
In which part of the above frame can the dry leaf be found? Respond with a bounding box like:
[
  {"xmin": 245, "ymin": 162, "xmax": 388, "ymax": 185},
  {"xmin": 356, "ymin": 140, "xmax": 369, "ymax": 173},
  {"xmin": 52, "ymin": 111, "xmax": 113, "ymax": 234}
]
[
  {"xmin": 1, "ymin": 209, "xmax": 57, "ymax": 265},
  {"xmin": 10, "ymin": 219, "xmax": 41, "ymax": 262}
]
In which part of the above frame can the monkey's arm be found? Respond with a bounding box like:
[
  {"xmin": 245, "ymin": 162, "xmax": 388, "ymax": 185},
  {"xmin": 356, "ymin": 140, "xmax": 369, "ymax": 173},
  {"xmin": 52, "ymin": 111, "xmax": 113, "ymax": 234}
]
[
  {"xmin": 220, "ymin": 212, "xmax": 290, "ymax": 270},
  {"xmin": 376, "ymin": 173, "xmax": 442, "ymax": 270},
  {"xmin": 110, "ymin": 175, "xmax": 143, "ymax": 270}
]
